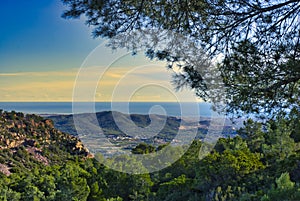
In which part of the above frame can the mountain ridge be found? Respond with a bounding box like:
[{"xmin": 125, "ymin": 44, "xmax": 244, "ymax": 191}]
[{"xmin": 48, "ymin": 111, "xmax": 236, "ymax": 155}]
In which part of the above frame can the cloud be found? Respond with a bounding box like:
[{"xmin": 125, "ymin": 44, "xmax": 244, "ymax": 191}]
[
  {"xmin": 0, "ymin": 73, "xmax": 22, "ymax": 76},
  {"xmin": 0, "ymin": 65, "xmax": 198, "ymax": 102}
]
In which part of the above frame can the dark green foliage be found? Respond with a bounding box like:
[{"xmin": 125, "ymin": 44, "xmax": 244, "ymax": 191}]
[
  {"xmin": 131, "ymin": 143, "xmax": 155, "ymax": 154},
  {"xmin": 55, "ymin": 163, "xmax": 90, "ymax": 200},
  {"xmin": 289, "ymin": 108, "xmax": 300, "ymax": 142},
  {"xmin": 238, "ymin": 119, "xmax": 265, "ymax": 153},
  {"xmin": 220, "ymin": 41, "xmax": 300, "ymax": 117},
  {"xmin": 261, "ymin": 172, "xmax": 300, "ymax": 201}
]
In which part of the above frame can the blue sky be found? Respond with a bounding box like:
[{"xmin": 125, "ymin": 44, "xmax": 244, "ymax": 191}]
[
  {"xmin": 0, "ymin": 0, "xmax": 102, "ymax": 73},
  {"xmin": 0, "ymin": 0, "xmax": 200, "ymax": 102}
]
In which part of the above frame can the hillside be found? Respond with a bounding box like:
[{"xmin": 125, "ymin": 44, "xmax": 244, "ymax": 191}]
[
  {"xmin": 0, "ymin": 109, "xmax": 299, "ymax": 200},
  {"xmin": 49, "ymin": 111, "xmax": 181, "ymax": 139},
  {"xmin": 48, "ymin": 111, "xmax": 236, "ymax": 153},
  {"xmin": 0, "ymin": 110, "xmax": 89, "ymax": 176}
]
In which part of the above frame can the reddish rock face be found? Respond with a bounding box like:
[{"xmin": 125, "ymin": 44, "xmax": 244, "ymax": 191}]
[
  {"xmin": 0, "ymin": 111, "xmax": 90, "ymax": 170},
  {"xmin": 0, "ymin": 163, "xmax": 11, "ymax": 176},
  {"xmin": 44, "ymin": 119, "xmax": 54, "ymax": 128}
]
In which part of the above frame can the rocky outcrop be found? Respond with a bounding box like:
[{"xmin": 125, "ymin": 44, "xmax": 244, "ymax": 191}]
[
  {"xmin": 0, "ymin": 163, "xmax": 10, "ymax": 176},
  {"xmin": 0, "ymin": 110, "xmax": 90, "ymax": 171}
]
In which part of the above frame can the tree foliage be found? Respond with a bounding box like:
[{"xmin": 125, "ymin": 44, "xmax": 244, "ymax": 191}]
[{"xmin": 62, "ymin": 0, "xmax": 300, "ymax": 117}]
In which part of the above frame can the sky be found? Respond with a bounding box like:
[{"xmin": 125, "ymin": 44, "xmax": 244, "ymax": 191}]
[{"xmin": 0, "ymin": 0, "xmax": 200, "ymax": 102}]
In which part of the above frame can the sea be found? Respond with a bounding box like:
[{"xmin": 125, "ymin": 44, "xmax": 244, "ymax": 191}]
[{"xmin": 0, "ymin": 102, "xmax": 220, "ymax": 118}]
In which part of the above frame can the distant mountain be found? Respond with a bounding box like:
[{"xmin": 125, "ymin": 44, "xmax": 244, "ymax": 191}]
[
  {"xmin": 48, "ymin": 111, "xmax": 236, "ymax": 154},
  {"xmin": 49, "ymin": 111, "xmax": 182, "ymax": 138}
]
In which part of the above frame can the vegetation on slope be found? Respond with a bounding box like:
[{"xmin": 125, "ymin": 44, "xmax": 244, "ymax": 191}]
[{"xmin": 0, "ymin": 109, "xmax": 299, "ymax": 200}]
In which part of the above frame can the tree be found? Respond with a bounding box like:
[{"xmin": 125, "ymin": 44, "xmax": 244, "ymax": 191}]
[
  {"xmin": 261, "ymin": 172, "xmax": 300, "ymax": 201},
  {"xmin": 101, "ymin": 167, "xmax": 153, "ymax": 200},
  {"xmin": 157, "ymin": 174, "xmax": 194, "ymax": 200},
  {"xmin": 289, "ymin": 107, "xmax": 300, "ymax": 142},
  {"xmin": 238, "ymin": 119, "xmax": 265, "ymax": 153},
  {"xmin": 194, "ymin": 148, "xmax": 264, "ymax": 193},
  {"xmin": 0, "ymin": 187, "xmax": 21, "ymax": 201},
  {"xmin": 262, "ymin": 117, "xmax": 296, "ymax": 163},
  {"xmin": 132, "ymin": 143, "xmax": 155, "ymax": 154},
  {"xmin": 62, "ymin": 0, "xmax": 300, "ymax": 117},
  {"xmin": 56, "ymin": 163, "xmax": 90, "ymax": 200}
]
